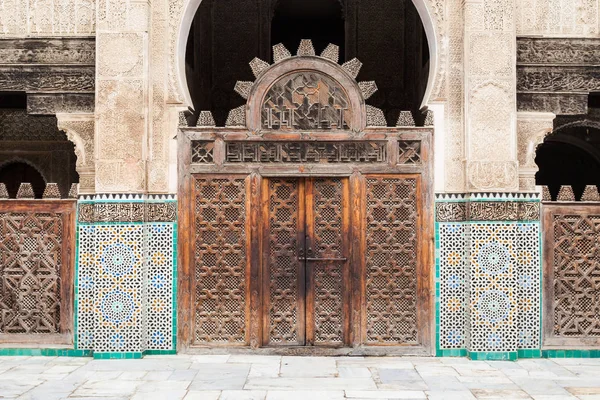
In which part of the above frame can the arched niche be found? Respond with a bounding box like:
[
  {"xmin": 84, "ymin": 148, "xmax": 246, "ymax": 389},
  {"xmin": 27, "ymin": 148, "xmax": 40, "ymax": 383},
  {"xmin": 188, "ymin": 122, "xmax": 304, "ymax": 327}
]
[
  {"xmin": 176, "ymin": 0, "xmax": 440, "ymax": 113},
  {"xmin": 0, "ymin": 160, "xmax": 47, "ymax": 198},
  {"xmin": 536, "ymin": 122, "xmax": 600, "ymax": 200}
]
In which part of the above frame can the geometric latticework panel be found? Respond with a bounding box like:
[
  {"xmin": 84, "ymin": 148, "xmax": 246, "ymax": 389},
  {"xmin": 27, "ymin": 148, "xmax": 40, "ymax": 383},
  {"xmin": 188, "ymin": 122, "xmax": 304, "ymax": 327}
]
[
  {"xmin": 311, "ymin": 178, "xmax": 345, "ymax": 345},
  {"xmin": 517, "ymin": 222, "xmax": 541, "ymax": 350},
  {"xmin": 0, "ymin": 212, "xmax": 62, "ymax": 334},
  {"xmin": 94, "ymin": 224, "xmax": 145, "ymax": 353},
  {"xmin": 194, "ymin": 177, "xmax": 247, "ymax": 344},
  {"xmin": 437, "ymin": 223, "xmax": 468, "ymax": 350},
  {"xmin": 265, "ymin": 178, "xmax": 302, "ymax": 345},
  {"xmin": 552, "ymin": 214, "xmax": 600, "ymax": 338},
  {"xmin": 76, "ymin": 224, "xmax": 96, "ymax": 349},
  {"xmin": 365, "ymin": 177, "xmax": 418, "ymax": 344},
  {"xmin": 469, "ymin": 223, "xmax": 519, "ymax": 353},
  {"xmin": 147, "ymin": 223, "xmax": 175, "ymax": 350}
]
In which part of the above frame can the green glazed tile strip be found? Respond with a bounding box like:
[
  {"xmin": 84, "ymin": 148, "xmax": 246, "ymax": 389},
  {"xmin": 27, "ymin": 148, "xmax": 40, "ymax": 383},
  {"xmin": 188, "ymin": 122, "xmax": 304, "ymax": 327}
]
[
  {"xmin": 93, "ymin": 352, "xmax": 143, "ymax": 360},
  {"xmin": 0, "ymin": 348, "xmax": 92, "ymax": 357},
  {"xmin": 468, "ymin": 351, "xmax": 518, "ymax": 361}
]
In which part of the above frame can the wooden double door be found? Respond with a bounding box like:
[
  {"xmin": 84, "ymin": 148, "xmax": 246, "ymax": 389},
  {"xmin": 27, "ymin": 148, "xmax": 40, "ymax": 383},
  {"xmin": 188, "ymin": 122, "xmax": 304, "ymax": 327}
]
[{"xmin": 262, "ymin": 177, "xmax": 350, "ymax": 347}]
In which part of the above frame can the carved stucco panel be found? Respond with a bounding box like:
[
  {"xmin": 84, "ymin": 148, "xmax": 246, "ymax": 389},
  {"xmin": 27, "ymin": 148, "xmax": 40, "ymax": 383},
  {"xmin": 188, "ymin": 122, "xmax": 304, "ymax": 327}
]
[
  {"xmin": 148, "ymin": 0, "xmax": 170, "ymax": 193},
  {"xmin": 56, "ymin": 114, "xmax": 96, "ymax": 193},
  {"xmin": 468, "ymin": 80, "xmax": 515, "ymax": 162},
  {"xmin": 97, "ymin": 33, "xmax": 145, "ymax": 78},
  {"xmin": 96, "ymin": 160, "xmax": 145, "ymax": 192},
  {"xmin": 0, "ymin": 0, "xmax": 95, "ymax": 36},
  {"xmin": 443, "ymin": 0, "xmax": 466, "ymax": 192},
  {"xmin": 516, "ymin": 0, "xmax": 599, "ymax": 36},
  {"xmin": 467, "ymin": 160, "xmax": 519, "ymax": 191},
  {"xmin": 96, "ymin": 79, "xmax": 145, "ymax": 161},
  {"xmin": 469, "ymin": 33, "xmax": 513, "ymax": 77},
  {"xmin": 56, "ymin": 118, "xmax": 94, "ymax": 169},
  {"xmin": 516, "ymin": 112, "xmax": 555, "ymax": 169}
]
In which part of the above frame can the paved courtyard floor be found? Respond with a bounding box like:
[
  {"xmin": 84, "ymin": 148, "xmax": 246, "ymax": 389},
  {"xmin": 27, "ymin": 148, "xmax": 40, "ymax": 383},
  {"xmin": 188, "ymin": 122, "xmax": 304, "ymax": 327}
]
[{"xmin": 1, "ymin": 355, "xmax": 600, "ymax": 400}]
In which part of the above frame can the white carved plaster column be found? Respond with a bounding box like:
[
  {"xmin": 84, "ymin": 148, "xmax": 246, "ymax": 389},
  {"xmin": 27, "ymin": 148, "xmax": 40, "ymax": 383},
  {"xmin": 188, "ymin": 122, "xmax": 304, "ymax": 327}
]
[
  {"xmin": 464, "ymin": 0, "xmax": 518, "ymax": 192},
  {"xmin": 443, "ymin": 0, "xmax": 467, "ymax": 192},
  {"xmin": 517, "ymin": 112, "xmax": 555, "ymax": 192},
  {"xmin": 56, "ymin": 113, "xmax": 96, "ymax": 194},
  {"xmin": 94, "ymin": 0, "xmax": 149, "ymax": 193}
]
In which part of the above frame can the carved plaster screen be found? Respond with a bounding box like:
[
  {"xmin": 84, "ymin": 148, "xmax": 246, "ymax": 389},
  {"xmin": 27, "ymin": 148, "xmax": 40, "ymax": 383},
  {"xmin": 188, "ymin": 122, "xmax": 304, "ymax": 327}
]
[
  {"xmin": 0, "ymin": 202, "xmax": 75, "ymax": 344},
  {"xmin": 262, "ymin": 177, "xmax": 349, "ymax": 347},
  {"xmin": 543, "ymin": 205, "xmax": 600, "ymax": 347}
]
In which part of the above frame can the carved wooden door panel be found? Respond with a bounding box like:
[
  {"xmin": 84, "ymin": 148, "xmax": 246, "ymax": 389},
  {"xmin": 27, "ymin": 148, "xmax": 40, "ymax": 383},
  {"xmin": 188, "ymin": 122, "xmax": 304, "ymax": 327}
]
[{"xmin": 262, "ymin": 177, "xmax": 349, "ymax": 347}]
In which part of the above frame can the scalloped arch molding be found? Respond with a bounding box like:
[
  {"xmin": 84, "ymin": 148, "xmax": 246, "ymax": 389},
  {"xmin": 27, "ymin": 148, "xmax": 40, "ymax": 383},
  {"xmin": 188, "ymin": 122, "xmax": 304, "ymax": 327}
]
[{"xmin": 174, "ymin": 0, "xmax": 441, "ymax": 110}]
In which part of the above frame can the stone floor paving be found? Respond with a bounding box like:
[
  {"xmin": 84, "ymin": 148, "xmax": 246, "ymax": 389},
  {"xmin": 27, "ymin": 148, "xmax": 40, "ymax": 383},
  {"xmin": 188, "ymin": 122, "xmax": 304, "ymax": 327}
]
[{"xmin": 1, "ymin": 355, "xmax": 600, "ymax": 399}]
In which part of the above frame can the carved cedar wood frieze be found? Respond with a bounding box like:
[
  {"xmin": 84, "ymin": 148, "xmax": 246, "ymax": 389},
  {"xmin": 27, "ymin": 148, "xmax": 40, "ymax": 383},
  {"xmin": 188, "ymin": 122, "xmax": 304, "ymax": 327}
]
[
  {"xmin": 224, "ymin": 142, "xmax": 387, "ymax": 164},
  {"xmin": 0, "ymin": 66, "xmax": 95, "ymax": 92},
  {"xmin": 517, "ymin": 67, "xmax": 600, "ymax": 92},
  {"xmin": 517, "ymin": 38, "xmax": 600, "ymax": 65},
  {"xmin": 0, "ymin": 38, "xmax": 95, "ymax": 64}
]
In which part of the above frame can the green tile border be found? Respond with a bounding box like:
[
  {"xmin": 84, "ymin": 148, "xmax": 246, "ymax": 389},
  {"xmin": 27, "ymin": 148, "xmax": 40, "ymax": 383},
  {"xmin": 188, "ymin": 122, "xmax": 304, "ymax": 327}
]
[
  {"xmin": 437, "ymin": 349, "xmax": 468, "ymax": 357},
  {"xmin": 144, "ymin": 349, "xmax": 177, "ymax": 356},
  {"xmin": 517, "ymin": 349, "xmax": 542, "ymax": 359},
  {"xmin": 0, "ymin": 348, "xmax": 92, "ymax": 357},
  {"xmin": 468, "ymin": 351, "xmax": 518, "ymax": 361},
  {"xmin": 93, "ymin": 352, "xmax": 143, "ymax": 359},
  {"xmin": 542, "ymin": 349, "xmax": 600, "ymax": 358}
]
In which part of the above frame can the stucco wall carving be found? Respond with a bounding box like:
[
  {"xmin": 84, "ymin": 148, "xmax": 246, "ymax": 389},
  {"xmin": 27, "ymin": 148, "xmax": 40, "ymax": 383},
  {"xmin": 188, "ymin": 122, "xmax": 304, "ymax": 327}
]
[
  {"xmin": 0, "ymin": 0, "xmax": 95, "ymax": 36},
  {"xmin": 467, "ymin": 161, "xmax": 519, "ymax": 192},
  {"xmin": 468, "ymin": 81, "xmax": 514, "ymax": 162},
  {"xmin": 465, "ymin": 0, "xmax": 518, "ymax": 192},
  {"xmin": 56, "ymin": 113, "xmax": 95, "ymax": 193},
  {"xmin": 516, "ymin": 112, "xmax": 555, "ymax": 192},
  {"xmin": 516, "ymin": 0, "xmax": 599, "ymax": 36},
  {"xmin": 94, "ymin": 0, "xmax": 149, "ymax": 193},
  {"xmin": 443, "ymin": 0, "xmax": 466, "ymax": 192}
]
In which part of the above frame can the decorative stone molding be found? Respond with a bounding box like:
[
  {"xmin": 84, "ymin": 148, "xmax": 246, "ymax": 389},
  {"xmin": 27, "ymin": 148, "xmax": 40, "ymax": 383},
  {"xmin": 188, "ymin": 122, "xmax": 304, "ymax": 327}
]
[
  {"xmin": 16, "ymin": 183, "xmax": 35, "ymax": 199},
  {"xmin": 517, "ymin": 112, "xmax": 556, "ymax": 192},
  {"xmin": 582, "ymin": 185, "xmax": 600, "ymax": 202},
  {"xmin": 467, "ymin": 161, "xmax": 519, "ymax": 192},
  {"xmin": 464, "ymin": 0, "xmax": 519, "ymax": 193},
  {"xmin": 0, "ymin": 183, "xmax": 8, "ymax": 199},
  {"xmin": 557, "ymin": 186, "xmax": 576, "ymax": 202},
  {"xmin": 56, "ymin": 113, "xmax": 95, "ymax": 194},
  {"xmin": 0, "ymin": 0, "xmax": 96, "ymax": 37},
  {"xmin": 68, "ymin": 183, "xmax": 78, "ymax": 198},
  {"xmin": 42, "ymin": 183, "xmax": 62, "ymax": 199},
  {"xmin": 516, "ymin": 0, "xmax": 599, "ymax": 37}
]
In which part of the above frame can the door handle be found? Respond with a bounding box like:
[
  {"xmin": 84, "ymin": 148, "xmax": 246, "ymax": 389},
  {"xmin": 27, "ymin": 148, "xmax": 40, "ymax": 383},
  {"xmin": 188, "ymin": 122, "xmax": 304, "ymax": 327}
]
[{"xmin": 298, "ymin": 257, "xmax": 347, "ymax": 262}]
